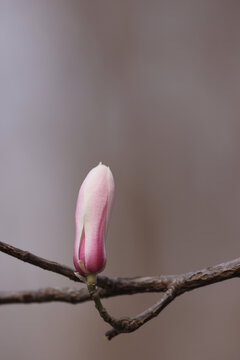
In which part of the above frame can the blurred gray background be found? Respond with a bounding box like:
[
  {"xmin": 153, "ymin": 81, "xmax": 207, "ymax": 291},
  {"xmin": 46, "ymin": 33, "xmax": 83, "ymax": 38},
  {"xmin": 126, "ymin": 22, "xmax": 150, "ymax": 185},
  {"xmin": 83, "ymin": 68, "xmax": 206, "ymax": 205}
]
[{"xmin": 1, "ymin": 1, "xmax": 240, "ymax": 359}]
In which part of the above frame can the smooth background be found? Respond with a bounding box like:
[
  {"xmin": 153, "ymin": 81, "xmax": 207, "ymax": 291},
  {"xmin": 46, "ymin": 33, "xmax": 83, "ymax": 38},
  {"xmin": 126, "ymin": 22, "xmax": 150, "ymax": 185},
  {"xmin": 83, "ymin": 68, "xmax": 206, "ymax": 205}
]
[{"xmin": 1, "ymin": 1, "xmax": 240, "ymax": 359}]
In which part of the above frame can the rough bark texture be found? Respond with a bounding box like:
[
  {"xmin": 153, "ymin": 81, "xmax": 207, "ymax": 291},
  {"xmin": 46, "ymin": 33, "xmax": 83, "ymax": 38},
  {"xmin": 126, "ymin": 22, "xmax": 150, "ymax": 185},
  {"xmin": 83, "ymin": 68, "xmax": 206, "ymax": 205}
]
[{"xmin": 0, "ymin": 241, "xmax": 240, "ymax": 339}]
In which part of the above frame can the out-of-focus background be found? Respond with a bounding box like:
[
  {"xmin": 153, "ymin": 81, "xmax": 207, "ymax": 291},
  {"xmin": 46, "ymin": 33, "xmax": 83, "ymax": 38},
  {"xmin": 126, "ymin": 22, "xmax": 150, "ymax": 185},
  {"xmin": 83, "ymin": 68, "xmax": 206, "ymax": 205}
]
[{"xmin": 1, "ymin": 1, "xmax": 240, "ymax": 359}]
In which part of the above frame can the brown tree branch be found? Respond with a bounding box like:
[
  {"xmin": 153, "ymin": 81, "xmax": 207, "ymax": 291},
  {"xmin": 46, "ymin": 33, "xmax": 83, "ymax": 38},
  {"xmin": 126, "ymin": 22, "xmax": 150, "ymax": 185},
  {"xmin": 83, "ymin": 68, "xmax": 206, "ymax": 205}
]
[
  {"xmin": 0, "ymin": 241, "xmax": 80, "ymax": 283},
  {"xmin": 0, "ymin": 285, "xmax": 147, "ymax": 305},
  {"xmin": 0, "ymin": 286, "xmax": 127, "ymax": 305},
  {"xmin": 104, "ymin": 260, "xmax": 240, "ymax": 339},
  {"xmin": 0, "ymin": 287, "xmax": 91, "ymax": 304},
  {"xmin": 104, "ymin": 259, "xmax": 240, "ymax": 339},
  {"xmin": 0, "ymin": 241, "xmax": 240, "ymax": 340},
  {"xmin": 86, "ymin": 275, "xmax": 178, "ymax": 340},
  {"xmin": 87, "ymin": 260, "xmax": 240, "ymax": 340},
  {"xmin": 0, "ymin": 241, "xmax": 172, "ymax": 292},
  {"xmin": 105, "ymin": 283, "xmax": 178, "ymax": 340}
]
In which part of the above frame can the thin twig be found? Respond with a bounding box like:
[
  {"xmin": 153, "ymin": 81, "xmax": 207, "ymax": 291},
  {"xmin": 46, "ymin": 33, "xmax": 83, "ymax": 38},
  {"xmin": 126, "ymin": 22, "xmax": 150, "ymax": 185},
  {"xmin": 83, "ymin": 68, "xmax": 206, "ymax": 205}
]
[
  {"xmin": 105, "ymin": 259, "xmax": 240, "ymax": 339},
  {"xmin": 0, "ymin": 241, "xmax": 78, "ymax": 282},
  {"xmin": 86, "ymin": 274, "xmax": 181, "ymax": 340},
  {"xmin": 89, "ymin": 260, "xmax": 240, "ymax": 339},
  {"xmin": 105, "ymin": 280, "xmax": 181, "ymax": 340},
  {"xmin": 2, "ymin": 241, "xmax": 240, "ymax": 295},
  {"xmin": 1, "ymin": 241, "xmax": 240, "ymax": 340},
  {"xmin": 0, "ymin": 287, "xmax": 90, "ymax": 304},
  {"xmin": 0, "ymin": 286, "xmax": 143, "ymax": 305},
  {"xmin": 0, "ymin": 241, "xmax": 172, "ymax": 291}
]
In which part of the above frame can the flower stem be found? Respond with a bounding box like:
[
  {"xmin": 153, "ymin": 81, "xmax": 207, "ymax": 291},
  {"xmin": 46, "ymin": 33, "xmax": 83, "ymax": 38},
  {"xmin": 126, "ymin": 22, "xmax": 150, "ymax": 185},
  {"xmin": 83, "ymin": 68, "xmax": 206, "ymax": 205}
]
[
  {"xmin": 87, "ymin": 274, "xmax": 104, "ymax": 312},
  {"xmin": 87, "ymin": 273, "xmax": 97, "ymax": 286}
]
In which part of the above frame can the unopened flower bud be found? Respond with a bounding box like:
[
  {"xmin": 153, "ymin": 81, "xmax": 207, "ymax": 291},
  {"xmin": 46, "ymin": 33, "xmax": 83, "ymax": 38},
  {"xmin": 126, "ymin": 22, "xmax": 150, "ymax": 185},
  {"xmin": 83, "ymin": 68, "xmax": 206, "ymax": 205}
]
[{"xmin": 73, "ymin": 163, "xmax": 115, "ymax": 275}]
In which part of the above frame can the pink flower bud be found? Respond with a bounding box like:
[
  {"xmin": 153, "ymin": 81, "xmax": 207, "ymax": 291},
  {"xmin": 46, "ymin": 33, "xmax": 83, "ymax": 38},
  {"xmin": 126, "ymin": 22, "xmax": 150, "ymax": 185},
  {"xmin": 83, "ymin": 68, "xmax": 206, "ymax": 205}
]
[{"xmin": 73, "ymin": 163, "xmax": 115, "ymax": 275}]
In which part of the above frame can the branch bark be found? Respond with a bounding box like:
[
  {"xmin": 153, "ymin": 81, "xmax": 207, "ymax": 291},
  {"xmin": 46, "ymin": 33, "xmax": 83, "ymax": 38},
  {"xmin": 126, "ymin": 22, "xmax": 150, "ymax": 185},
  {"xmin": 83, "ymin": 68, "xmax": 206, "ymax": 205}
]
[
  {"xmin": 0, "ymin": 287, "xmax": 91, "ymax": 304},
  {"xmin": 0, "ymin": 240, "xmax": 240, "ymax": 340},
  {"xmin": 0, "ymin": 241, "xmax": 172, "ymax": 292}
]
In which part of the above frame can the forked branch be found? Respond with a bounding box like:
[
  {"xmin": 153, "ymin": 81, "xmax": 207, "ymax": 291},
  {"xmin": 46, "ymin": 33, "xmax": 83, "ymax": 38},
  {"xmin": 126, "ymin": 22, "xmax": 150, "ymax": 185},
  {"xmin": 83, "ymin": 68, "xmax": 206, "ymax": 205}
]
[{"xmin": 0, "ymin": 241, "xmax": 240, "ymax": 340}]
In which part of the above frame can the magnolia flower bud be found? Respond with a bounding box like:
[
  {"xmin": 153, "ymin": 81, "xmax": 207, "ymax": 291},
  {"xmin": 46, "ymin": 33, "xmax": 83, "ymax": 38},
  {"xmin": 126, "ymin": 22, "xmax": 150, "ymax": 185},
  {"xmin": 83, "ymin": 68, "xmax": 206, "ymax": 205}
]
[{"xmin": 73, "ymin": 163, "xmax": 115, "ymax": 275}]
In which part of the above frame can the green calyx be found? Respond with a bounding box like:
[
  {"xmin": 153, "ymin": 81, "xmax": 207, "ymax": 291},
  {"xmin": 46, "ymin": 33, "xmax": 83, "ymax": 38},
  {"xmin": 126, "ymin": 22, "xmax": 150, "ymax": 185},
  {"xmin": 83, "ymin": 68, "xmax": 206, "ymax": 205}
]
[{"xmin": 87, "ymin": 273, "xmax": 97, "ymax": 286}]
